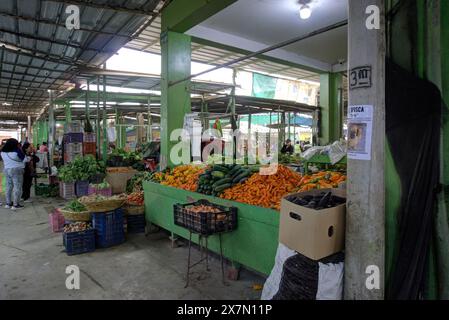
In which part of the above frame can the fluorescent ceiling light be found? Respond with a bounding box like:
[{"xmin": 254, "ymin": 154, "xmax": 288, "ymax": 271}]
[{"xmin": 299, "ymin": 5, "xmax": 312, "ymax": 20}]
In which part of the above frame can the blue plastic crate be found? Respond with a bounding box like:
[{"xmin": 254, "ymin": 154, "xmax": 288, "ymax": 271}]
[
  {"xmin": 63, "ymin": 229, "xmax": 95, "ymax": 256},
  {"xmin": 64, "ymin": 133, "xmax": 83, "ymax": 143},
  {"xmin": 75, "ymin": 180, "xmax": 89, "ymax": 197},
  {"xmin": 126, "ymin": 214, "xmax": 146, "ymax": 234},
  {"xmin": 92, "ymin": 209, "xmax": 125, "ymax": 248}
]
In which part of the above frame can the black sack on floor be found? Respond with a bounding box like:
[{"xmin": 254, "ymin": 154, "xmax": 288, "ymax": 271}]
[
  {"xmin": 272, "ymin": 252, "xmax": 344, "ymax": 300},
  {"xmin": 386, "ymin": 59, "xmax": 442, "ymax": 300}
]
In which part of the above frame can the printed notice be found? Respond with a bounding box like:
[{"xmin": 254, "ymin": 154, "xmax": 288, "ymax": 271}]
[{"xmin": 347, "ymin": 105, "xmax": 373, "ymax": 160}]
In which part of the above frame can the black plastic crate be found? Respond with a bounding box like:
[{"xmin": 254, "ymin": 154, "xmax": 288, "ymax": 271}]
[
  {"xmin": 126, "ymin": 214, "xmax": 146, "ymax": 234},
  {"xmin": 173, "ymin": 199, "xmax": 237, "ymax": 235},
  {"xmin": 63, "ymin": 228, "xmax": 95, "ymax": 255},
  {"xmin": 92, "ymin": 209, "xmax": 125, "ymax": 248}
]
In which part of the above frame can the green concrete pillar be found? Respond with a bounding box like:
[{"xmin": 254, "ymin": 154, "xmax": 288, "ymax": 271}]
[
  {"xmin": 319, "ymin": 73, "xmax": 342, "ymax": 145},
  {"xmin": 65, "ymin": 103, "xmax": 72, "ymax": 123},
  {"xmin": 160, "ymin": 31, "xmax": 191, "ymax": 168}
]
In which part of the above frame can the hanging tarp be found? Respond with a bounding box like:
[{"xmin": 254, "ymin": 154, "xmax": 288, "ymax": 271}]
[
  {"xmin": 386, "ymin": 59, "xmax": 442, "ymax": 300},
  {"xmin": 252, "ymin": 73, "xmax": 278, "ymax": 98}
]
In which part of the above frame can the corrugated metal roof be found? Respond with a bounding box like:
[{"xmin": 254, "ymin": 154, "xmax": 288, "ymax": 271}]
[
  {"xmin": 0, "ymin": 0, "xmax": 164, "ymax": 121},
  {"xmin": 126, "ymin": 16, "xmax": 321, "ymax": 84}
]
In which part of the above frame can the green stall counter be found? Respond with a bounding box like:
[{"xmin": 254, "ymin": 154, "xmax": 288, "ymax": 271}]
[{"xmin": 143, "ymin": 181, "xmax": 280, "ymax": 275}]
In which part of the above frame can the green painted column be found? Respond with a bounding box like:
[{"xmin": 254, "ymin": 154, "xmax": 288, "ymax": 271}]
[
  {"xmin": 319, "ymin": 73, "xmax": 342, "ymax": 145},
  {"xmin": 160, "ymin": 31, "xmax": 191, "ymax": 168},
  {"xmin": 102, "ymin": 72, "xmax": 108, "ymax": 161},
  {"xmin": 65, "ymin": 103, "xmax": 72, "ymax": 123}
]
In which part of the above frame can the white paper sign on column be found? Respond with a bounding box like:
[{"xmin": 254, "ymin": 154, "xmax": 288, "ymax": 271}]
[{"xmin": 347, "ymin": 105, "xmax": 373, "ymax": 161}]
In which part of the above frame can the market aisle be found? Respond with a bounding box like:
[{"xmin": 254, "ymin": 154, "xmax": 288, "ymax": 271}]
[{"xmin": 0, "ymin": 196, "xmax": 263, "ymax": 300}]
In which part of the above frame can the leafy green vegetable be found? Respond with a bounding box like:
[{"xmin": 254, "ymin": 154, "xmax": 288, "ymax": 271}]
[
  {"xmin": 126, "ymin": 171, "xmax": 153, "ymax": 193},
  {"xmin": 58, "ymin": 155, "xmax": 106, "ymax": 182},
  {"xmin": 64, "ymin": 200, "xmax": 87, "ymax": 212}
]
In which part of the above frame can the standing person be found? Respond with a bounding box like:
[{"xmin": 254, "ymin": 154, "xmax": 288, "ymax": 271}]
[
  {"xmin": 22, "ymin": 143, "xmax": 39, "ymax": 203},
  {"xmin": 39, "ymin": 142, "xmax": 48, "ymax": 153},
  {"xmin": 39, "ymin": 142, "xmax": 49, "ymax": 173},
  {"xmin": 280, "ymin": 139, "xmax": 294, "ymax": 154},
  {"xmin": 294, "ymin": 140, "xmax": 302, "ymax": 156},
  {"xmin": 1, "ymin": 138, "xmax": 29, "ymax": 210}
]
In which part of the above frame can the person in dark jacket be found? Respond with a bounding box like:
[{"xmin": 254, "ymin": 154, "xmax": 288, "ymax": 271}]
[
  {"xmin": 22, "ymin": 143, "xmax": 39, "ymax": 203},
  {"xmin": 281, "ymin": 139, "xmax": 294, "ymax": 154}
]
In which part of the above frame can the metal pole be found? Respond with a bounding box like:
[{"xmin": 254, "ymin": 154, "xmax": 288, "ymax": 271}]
[
  {"xmin": 148, "ymin": 96, "xmax": 153, "ymax": 141},
  {"xmin": 169, "ymin": 20, "xmax": 348, "ymax": 87},
  {"xmin": 48, "ymin": 90, "xmax": 55, "ymax": 168},
  {"xmin": 85, "ymin": 80, "xmax": 90, "ymax": 123},
  {"xmin": 27, "ymin": 115, "xmax": 31, "ymax": 142},
  {"xmin": 96, "ymin": 76, "xmax": 100, "ymax": 158},
  {"xmin": 102, "ymin": 64, "xmax": 107, "ymax": 161}
]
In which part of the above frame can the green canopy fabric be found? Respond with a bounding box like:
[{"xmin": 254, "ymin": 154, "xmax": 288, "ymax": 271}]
[{"xmin": 252, "ymin": 73, "xmax": 277, "ymax": 98}]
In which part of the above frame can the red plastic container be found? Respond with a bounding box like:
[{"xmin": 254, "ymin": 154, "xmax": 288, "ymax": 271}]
[
  {"xmin": 49, "ymin": 209, "xmax": 65, "ymax": 233},
  {"xmin": 83, "ymin": 142, "xmax": 96, "ymax": 156}
]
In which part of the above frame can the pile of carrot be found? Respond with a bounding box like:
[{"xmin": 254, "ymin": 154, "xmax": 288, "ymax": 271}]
[
  {"xmin": 296, "ymin": 171, "xmax": 346, "ymax": 192},
  {"xmin": 160, "ymin": 165, "xmax": 205, "ymax": 192},
  {"xmin": 220, "ymin": 165, "xmax": 303, "ymax": 211}
]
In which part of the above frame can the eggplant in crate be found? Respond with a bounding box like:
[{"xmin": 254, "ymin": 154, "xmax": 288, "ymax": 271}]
[{"xmin": 173, "ymin": 199, "xmax": 238, "ymax": 236}]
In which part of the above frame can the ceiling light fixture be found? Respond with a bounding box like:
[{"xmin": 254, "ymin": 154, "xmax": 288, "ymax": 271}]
[{"xmin": 299, "ymin": 4, "xmax": 312, "ymax": 20}]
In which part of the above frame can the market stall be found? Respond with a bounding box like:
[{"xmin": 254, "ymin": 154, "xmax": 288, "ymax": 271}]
[{"xmin": 143, "ymin": 160, "xmax": 346, "ymax": 275}]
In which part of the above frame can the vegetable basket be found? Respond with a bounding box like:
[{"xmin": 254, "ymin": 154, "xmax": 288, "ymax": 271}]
[
  {"xmin": 88, "ymin": 185, "xmax": 112, "ymax": 197},
  {"xmin": 173, "ymin": 199, "xmax": 238, "ymax": 236},
  {"xmin": 60, "ymin": 209, "xmax": 91, "ymax": 222},
  {"xmin": 79, "ymin": 198, "xmax": 125, "ymax": 213}
]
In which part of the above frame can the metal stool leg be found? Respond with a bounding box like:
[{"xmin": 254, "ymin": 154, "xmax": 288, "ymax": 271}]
[
  {"xmin": 219, "ymin": 233, "xmax": 228, "ymax": 286},
  {"xmin": 205, "ymin": 236, "xmax": 210, "ymax": 271},
  {"xmin": 185, "ymin": 231, "xmax": 192, "ymax": 288}
]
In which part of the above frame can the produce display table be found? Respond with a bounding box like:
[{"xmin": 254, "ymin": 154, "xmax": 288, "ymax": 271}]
[
  {"xmin": 143, "ymin": 181, "xmax": 280, "ymax": 275},
  {"xmin": 303, "ymin": 154, "xmax": 347, "ymax": 174}
]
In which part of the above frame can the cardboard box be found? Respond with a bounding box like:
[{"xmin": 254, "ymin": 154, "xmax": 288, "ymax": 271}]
[
  {"xmin": 279, "ymin": 188, "xmax": 346, "ymax": 261},
  {"xmin": 105, "ymin": 168, "xmax": 138, "ymax": 194}
]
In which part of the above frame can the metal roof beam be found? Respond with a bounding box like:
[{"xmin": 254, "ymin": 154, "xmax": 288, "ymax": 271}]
[
  {"xmin": 44, "ymin": 0, "xmax": 158, "ymax": 15},
  {"xmin": 0, "ymin": 12, "xmax": 133, "ymax": 40},
  {"xmin": 0, "ymin": 45, "xmax": 87, "ymax": 68},
  {"xmin": 0, "ymin": 61, "xmax": 68, "ymax": 75},
  {"xmin": 0, "ymin": 29, "xmax": 116, "ymax": 55}
]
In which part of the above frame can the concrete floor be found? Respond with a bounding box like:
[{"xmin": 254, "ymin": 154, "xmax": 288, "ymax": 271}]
[{"xmin": 0, "ymin": 194, "xmax": 264, "ymax": 300}]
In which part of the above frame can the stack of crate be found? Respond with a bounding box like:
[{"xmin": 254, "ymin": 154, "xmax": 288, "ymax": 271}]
[
  {"xmin": 83, "ymin": 133, "xmax": 96, "ymax": 157},
  {"xmin": 64, "ymin": 121, "xmax": 83, "ymax": 163}
]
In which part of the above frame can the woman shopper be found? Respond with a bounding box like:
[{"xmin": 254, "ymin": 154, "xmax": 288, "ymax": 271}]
[
  {"xmin": 21, "ymin": 143, "xmax": 39, "ymax": 203},
  {"xmin": 1, "ymin": 138, "xmax": 29, "ymax": 210}
]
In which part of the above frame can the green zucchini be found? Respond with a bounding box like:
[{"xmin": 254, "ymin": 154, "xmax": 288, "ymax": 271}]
[
  {"xmin": 211, "ymin": 171, "xmax": 225, "ymax": 179},
  {"xmin": 214, "ymin": 183, "xmax": 231, "ymax": 192},
  {"xmin": 228, "ymin": 164, "xmax": 241, "ymax": 176},
  {"xmin": 212, "ymin": 178, "xmax": 232, "ymax": 188},
  {"xmin": 231, "ymin": 168, "xmax": 246, "ymax": 180},
  {"xmin": 212, "ymin": 165, "xmax": 230, "ymax": 173},
  {"xmin": 233, "ymin": 171, "xmax": 250, "ymax": 183}
]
